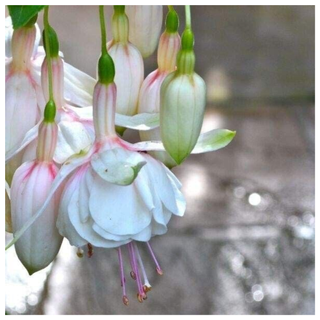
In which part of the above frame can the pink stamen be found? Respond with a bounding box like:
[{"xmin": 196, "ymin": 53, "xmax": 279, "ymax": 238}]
[
  {"xmin": 146, "ymin": 242, "xmax": 163, "ymax": 275},
  {"xmin": 135, "ymin": 243, "xmax": 152, "ymax": 294},
  {"xmin": 129, "ymin": 242, "xmax": 145, "ymax": 302},
  {"xmin": 127, "ymin": 244, "xmax": 137, "ymax": 280},
  {"xmin": 117, "ymin": 247, "xmax": 129, "ymax": 306}
]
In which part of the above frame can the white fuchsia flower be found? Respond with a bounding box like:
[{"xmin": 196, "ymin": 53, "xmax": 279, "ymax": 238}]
[
  {"xmin": 10, "ymin": 117, "xmax": 63, "ymax": 275},
  {"xmin": 108, "ymin": 6, "xmax": 144, "ymax": 134},
  {"xmin": 126, "ymin": 5, "xmax": 163, "ymax": 58},
  {"xmin": 138, "ymin": 8, "xmax": 181, "ymax": 168}
]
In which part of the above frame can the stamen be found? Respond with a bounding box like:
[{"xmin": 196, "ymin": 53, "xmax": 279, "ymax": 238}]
[
  {"xmin": 146, "ymin": 242, "xmax": 163, "ymax": 275},
  {"xmin": 76, "ymin": 247, "xmax": 84, "ymax": 258},
  {"xmin": 129, "ymin": 242, "xmax": 145, "ymax": 302},
  {"xmin": 87, "ymin": 243, "xmax": 94, "ymax": 258},
  {"xmin": 127, "ymin": 244, "xmax": 137, "ymax": 280},
  {"xmin": 135, "ymin": 243, "xmax": 152, "ymax": 293},
  {"xmin": 117, "ymin": 247, "xmax": 129, "ymax": 306}
]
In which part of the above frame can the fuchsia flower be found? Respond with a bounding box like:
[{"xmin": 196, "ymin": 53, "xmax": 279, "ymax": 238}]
[
  {"xmin": 10, "ymin": 118, "xmax": 63, "ymax": 275},
  {"xmin": 126, "ymin": 5, "xmax": 163, "ymax": 58},
  {"xmin": 56, "ymin": 79, "xmax": 185, "ymax": 303}
]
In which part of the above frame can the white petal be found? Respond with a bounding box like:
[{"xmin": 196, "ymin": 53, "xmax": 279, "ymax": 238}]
[
  {"xmin": 5, "ymin": 122, "xmax": 39, "ymax": 163},
  {"xmin": 54, "ymin": 120, "xmax": 93, "ymax": 164},
  {"xmin": 64, "ymin": 62, "xmax": 96, "ymax": 108},
  {"xmin": 68, "ymin": 167, "xmax": 129, "ymax": 248},
  {"xmin": 89, "ymin": 175, "xmax": 152, "ymax": 236},
  {"xmin": 115, "ymin": 112, "xmax": 159, "ymax": 130}
]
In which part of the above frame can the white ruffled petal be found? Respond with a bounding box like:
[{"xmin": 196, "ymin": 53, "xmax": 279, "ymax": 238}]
[{"xmin": 89, "ymin": 175, "xmax": 152, "ymax": 236}]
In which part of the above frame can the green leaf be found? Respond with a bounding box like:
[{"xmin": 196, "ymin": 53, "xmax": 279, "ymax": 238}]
[
  {"xmin": 8, "ymin": 5, "xmax": 45, "ymax": 29},
  {"xmin": 191, "ymin": 129, "xmax": 236, "ymax": 154}
]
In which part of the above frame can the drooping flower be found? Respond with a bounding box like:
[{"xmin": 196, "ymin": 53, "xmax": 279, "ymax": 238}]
[
  {"xmin": 138, "ymin": 8, "xmax": 180, "ymax": 168},
  {"xmin": 160, "ymin": 15, "xmax": 206, "ymax": 165},
  {"xmin": 10, "ymin": 115, "xmax": 63, "ymax": 275},
  {"xmin": 5, "ymin": 19, "xmax": 45, "ymax": 185},
  {"xmin": 108, "ymin": 5, "xmax": 144, "ymax": 134},
  {"xmin": 126, "ymin": 5, "xmax": 163, "ymax": 58}
]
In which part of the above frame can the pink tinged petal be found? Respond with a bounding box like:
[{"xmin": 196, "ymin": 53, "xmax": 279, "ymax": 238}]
[
  {"xmin": 11, "ymin": 162, "xmax": 63, "ymax": 274},
  {"xmin": 54, "ymin": 121, "xmax": 93, "ymax": 164},
  {"xmin": 108, "ymin": 43, "xmax": 144, "ymax": 116},
  {"xmin": 6, "ymin": 73, "xmax": 38, "ymax": 153},
  {"xmin": 63, "ymin": 62, "xmax": 96, "ymax": 108},
  {"xmin": 5, "ymin": 151, "xmax": 92, "ymax": 251},
  {"xmin": 41, "ymin": 57, "xmax": 64, "ymax": 109},
  {"xmin": 89, "ymin": 175, "xmax": 152, "ymax": 236},
  {"xmin": 36, "ymin": 122, "xmax": 58, "ymax": 162},
  {"xmin": 11, "ymin": 26, "xmax": 36, "ymax": 70}
]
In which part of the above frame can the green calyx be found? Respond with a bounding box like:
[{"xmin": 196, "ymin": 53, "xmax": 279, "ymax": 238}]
[
  {"xmin": 114, "ymin": 5, "xmax": 125, "ymax": 14},
  {"xmin": 166, "ymin": 9, "xmax": 179, "ymax": 33},
  {"xmin": 176, "ymin": 29, "xmax": 195, "ymax": 75},
  {"xmin": 43, "ymin": 25, "xmax": 59, "ymax": 58},
  {"xmin": 98, "ymin": 53, "xmax": 115, "ymax": 85},
  {"xmin": 24, "ymin": 14, "xmax": 38, "ymax": 28},
  {"xmin": 181, "ymin": 28, "xmax": 194, "ymax": 51},
  {"xmin": 44, "ymin": 99, "xmax": 56, "ymax": 123}
]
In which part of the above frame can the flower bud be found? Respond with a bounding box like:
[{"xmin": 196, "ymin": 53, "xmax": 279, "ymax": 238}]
[
  {"xmin": 10, "ymin": 122, "xmax": 62, "ymax": 274},
  {"xmin": 126, "ymin": 6, "xmax": 163, "ymax": 58},
  {"xmin": 109, "ymin": 8, "xmax": 144, "ymax": 134},
  {"xmin": 41, "ymin": 57, "xmax": 64, "ymax": 109},
  {"xmin": 160, "ymin": 72, "xmax": 206, "ymax": 164}
]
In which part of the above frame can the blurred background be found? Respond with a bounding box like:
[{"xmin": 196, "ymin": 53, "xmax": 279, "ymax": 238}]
[{"xmin": 5, "ymin": 5, "xmax": 315, "ymax": 315}]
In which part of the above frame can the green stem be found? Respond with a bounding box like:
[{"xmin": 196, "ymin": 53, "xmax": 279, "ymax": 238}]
[
  {"xmin": 185, "ymin": 5, "xmax": 191, "ymax": 30},
  {"xmin": 43, "ymin": 6, "xmax": 54, "ymax": 102},
  {"xmin": 168, "ymin": 5, "xmax": 174, "ymax": 11},
  {"xmin": 99, "ymin": 6, "xmax": 107, "ymax": 54}
]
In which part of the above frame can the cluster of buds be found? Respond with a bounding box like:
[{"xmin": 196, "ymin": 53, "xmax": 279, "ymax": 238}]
[{"xmin": 5, "ymin": 5, "xmax": 235, "ymax": 306}]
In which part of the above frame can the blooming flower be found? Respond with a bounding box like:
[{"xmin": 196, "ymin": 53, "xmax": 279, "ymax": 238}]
[
  {"xmin": 126, "ymin": 5, "xmax": 163, "ymax": 58},
  {"xmin": 10, "ymin": 119, "xmax": 63, "ymax": 275},
  {"xmin": 138, "ymin": 8, "xmax": 180, "ymax": 168},
  {"xmin": 108, "ymin": 6, "xmax": 144, "ymax": 134}
]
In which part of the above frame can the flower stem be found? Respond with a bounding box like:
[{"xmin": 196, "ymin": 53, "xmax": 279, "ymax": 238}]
[
  {"xmin": 43, "ymin": 6, "xmax": 54, "ymax": 102},
  {"xmin": 99, "ymin": 5, "xmax": 107, "ymax": 55},
  {"xmin": 185, "ymin": 5, "xmax": 191, "ymax": 30},
  {"xmin": 168, "ymin": 5, "xmax": 174, "ymax": 11}
]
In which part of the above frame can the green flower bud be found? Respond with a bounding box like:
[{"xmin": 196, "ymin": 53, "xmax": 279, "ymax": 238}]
[
  {"xmin": 166, "ymin": 9, "xmax": 179, "ymax": 34},
  {"xmin": 98, "ymin": 53, "xmax": 115, "ymax": 85},
  {"xmin": 160, "ymin": 72, "xmax": 206, "ymax": 164},
  {"xmin": 43, "ymin": 25, "xmax": 59, "ymax": 58},
  {"xmin": 44, "ymin": 99, "xmax": 56, "ymax": 123}
]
